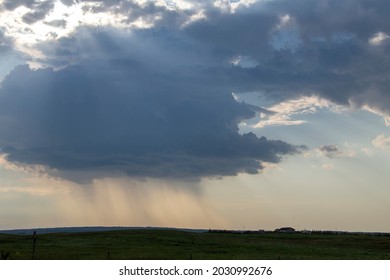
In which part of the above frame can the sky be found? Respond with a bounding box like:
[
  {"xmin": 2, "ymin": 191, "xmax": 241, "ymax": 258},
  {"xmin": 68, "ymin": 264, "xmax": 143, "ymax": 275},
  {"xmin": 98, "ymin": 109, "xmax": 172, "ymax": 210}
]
[{"xmin": 0, "ymin": 0, "xmax": 389, "ymax": 232}]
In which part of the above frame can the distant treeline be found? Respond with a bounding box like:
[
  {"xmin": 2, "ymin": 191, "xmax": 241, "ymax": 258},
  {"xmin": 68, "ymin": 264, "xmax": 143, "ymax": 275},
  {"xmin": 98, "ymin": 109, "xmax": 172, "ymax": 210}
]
[
  {"xmin": 308, "ymin": 230, "xmax": 390, "ymax": 236},
  {"xmin": 208, "ymin": 229, "xmax": 390, "ymax": 236}
]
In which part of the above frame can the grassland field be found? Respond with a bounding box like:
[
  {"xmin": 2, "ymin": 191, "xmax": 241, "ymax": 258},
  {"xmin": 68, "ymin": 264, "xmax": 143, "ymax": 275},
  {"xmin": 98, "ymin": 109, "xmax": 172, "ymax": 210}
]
[{"xmin": 1, "ymin": 229, "xmax": 390, "ymax": 260}]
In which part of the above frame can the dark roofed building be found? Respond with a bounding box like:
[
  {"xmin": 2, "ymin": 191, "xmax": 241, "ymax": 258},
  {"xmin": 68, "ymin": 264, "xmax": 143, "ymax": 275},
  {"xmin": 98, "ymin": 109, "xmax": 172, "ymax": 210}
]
[{"xmin": 275, "ymin": 227, "xmax": 296, "ymax": 233}]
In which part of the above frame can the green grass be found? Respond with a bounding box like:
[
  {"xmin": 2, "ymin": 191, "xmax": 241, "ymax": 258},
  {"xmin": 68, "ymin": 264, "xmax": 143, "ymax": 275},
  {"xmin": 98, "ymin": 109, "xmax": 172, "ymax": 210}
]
[{"xmin": 1, "ymin": 230, "xmax": 390, "ymax": 260}]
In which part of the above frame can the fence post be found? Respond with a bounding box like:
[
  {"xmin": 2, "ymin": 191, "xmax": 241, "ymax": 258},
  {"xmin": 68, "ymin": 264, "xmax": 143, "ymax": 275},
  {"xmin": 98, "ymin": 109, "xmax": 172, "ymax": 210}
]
[{"xmin": 32, "ymin": 231, "xmax": 37, "ymax": 260}]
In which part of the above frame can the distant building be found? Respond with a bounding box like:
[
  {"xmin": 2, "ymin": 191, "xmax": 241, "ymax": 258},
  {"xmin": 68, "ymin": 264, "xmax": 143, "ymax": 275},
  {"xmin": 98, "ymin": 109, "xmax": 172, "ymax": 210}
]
[{"xmin": 275, "ymin": 227, "xmax": 296, "ymax": 233}]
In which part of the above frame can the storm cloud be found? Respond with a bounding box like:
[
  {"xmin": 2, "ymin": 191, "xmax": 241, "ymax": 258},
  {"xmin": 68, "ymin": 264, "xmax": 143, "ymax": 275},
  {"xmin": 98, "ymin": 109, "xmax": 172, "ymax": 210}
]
[
  {"xmin": 0, "ymin": 27, "xmax": 302, "ymax": 181},
  {"xmin": 184, "ymin": 0, "xmax": 390, "ymax": 114},
  {"xmin": 1, "ymin": 0, "xmax": 390, "ymax": 181}
]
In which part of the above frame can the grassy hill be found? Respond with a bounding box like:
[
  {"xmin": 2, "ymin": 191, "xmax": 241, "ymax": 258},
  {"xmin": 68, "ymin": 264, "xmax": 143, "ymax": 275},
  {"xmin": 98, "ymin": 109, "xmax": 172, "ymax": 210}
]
[{"xmin": 1, "ymin": 229, "xmax": 390, "ymax": 260}]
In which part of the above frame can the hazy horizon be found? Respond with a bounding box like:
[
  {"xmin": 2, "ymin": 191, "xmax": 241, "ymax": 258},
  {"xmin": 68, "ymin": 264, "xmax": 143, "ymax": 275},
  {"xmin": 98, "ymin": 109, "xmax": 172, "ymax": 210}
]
[
  {"xmin": 0, "ymin": 0, "xmax": 389, "ymax": 232},
  {"xmin": 3, "ymin": 224, "xmax": 390, "ymax": 234}
]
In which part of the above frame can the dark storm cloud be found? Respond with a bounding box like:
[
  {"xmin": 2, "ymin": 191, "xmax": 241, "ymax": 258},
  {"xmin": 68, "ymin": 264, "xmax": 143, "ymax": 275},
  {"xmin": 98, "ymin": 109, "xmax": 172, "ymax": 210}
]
[
  {"xmin": 179, "ymin": 0, "xmax": 390, "ymax": 114},
  {"xmin": 0, "ymin": 27, "xmax": 302, "ymax": 181},
  {"xmin": 1, "ymin": 0, "xmax": 389, "ymax": 180},
  {"xmin": 265, "ymin": 0, "xmax": 390, "ymax": 41}
]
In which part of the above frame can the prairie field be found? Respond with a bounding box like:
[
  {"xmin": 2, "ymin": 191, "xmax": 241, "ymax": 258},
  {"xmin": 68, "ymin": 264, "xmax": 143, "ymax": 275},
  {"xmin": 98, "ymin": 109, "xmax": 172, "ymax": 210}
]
[{"xmin": 1, "ymin": 230, "xmax": 390, "ymax": 260}]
